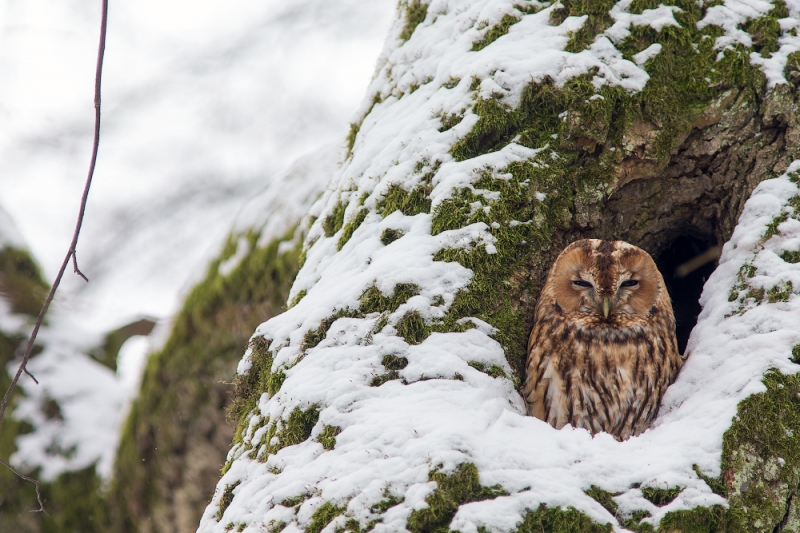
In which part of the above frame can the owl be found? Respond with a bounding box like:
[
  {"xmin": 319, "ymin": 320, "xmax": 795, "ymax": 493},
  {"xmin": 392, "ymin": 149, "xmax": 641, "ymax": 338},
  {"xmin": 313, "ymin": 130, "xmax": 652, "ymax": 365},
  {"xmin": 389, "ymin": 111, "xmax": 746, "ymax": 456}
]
[{"xmin": 522, "ymin": 239, "xmax": 682, "ymax": 441}]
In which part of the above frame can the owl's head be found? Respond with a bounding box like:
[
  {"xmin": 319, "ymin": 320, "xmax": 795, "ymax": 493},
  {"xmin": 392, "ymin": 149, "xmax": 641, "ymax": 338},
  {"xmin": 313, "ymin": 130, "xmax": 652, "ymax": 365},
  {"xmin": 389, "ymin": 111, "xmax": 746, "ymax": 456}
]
[{"xmin": 545, "ymin": 239, "xmax": 667, "ymax": 323}]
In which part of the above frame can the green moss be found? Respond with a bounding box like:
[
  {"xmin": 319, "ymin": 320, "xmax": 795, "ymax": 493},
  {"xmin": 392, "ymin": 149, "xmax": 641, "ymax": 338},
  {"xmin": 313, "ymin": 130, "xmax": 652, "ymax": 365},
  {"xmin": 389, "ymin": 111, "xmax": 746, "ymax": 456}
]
[
  {"xmin": 467, "ymin": 360, "xmax": 507, "ymax": 378},
  {"xmin": 370, "ymin": 492, "xmax": 404, "ymax": 514},
  {"xmin": 765, "ymin": 212, "xmax": 789, "ymax": 240},
  {"xmin": 406, "ymin": 463, "xmax": 507, "ymax": 533},
  {"xmin": 742, "ymin": 1, "xmax": 789, "ymax": 58},
  {"xmin": 377, "ymin": 184, "xmax": 432, "ymax": 217},
  {"xmin": 323, "ymin": 201, "xmax": 348, "ymax": 238},
  {"xmin": 308, "ymin": 502, "xmax": 345, "ymax": 533},
  {"xmin": 347, "ymin": 94, "xmax": 383, "ymax": 158},
  {"xmin": 399, "ymin": 0, "xmax": 428, "ymax": 41},
  {"xmin": 434, "ymin": 0, "xmax": 767, "ymax": 373},
  {"xmin": 658, "ymin": 505, "xmax": 728, "ymax": 533},
  {"xmin": 370, "ymin": 354, "xmax": 409, "ymax": 387},
  {"xmin": 318, "ymin": 425, "xmax": 342, "ymax": 450},
  {"xmin": 641, "ymin": 486, "xmax": 682, "ymax": 507},
  {"xmin": 382, "ymin": 354, "xmax": 409, "ymax": 371},
  {"xmin": 370, "ymin": 372, "xmax": 402, "ymax": 387},
  {"xmin": 442, "ymin": 77, "xmax": 461, "ymax": 89},
  {"xmin": 230, "ymin": 336, "xmax": 276, "ymax": 438},
  {"xmin": 302, "ymin": 308, "xmax": 361, "ymax": 350},
  {"xmin": 105, "ymin": 226, "xmax": 303, "ymax": 530},
  {"xmin": 359, "ymin": 283, "xmax": 419, "ymax": 314},
  {"xmin": 718, "ymin": 370, "xmax": 800, "ymax": 532},
  {"xmin": 217, "ymin": 481, "xmax": 241, "ymax": 520},
  {"xmin": 281, "ymin": 494, "xmax": 310, "ymax": 508},
  {"xmin": 780, "ymin": 250, "xmax": 800, "ymax": 263},
  {"xmin": 451, "ymin": 97, "xmax": 520, "ymax": 162},
  {"xmin": 555, "ymin": 0, "xmax": 617, "ymax": 53},
  {"xmin": 267, "ymin": 520, "xmax": 287, "ymax": 533},
  {"xmin": 437, "ymin": 112, "xmax": 464, "ymax": 132},
  {"xmin": 346, "ymin": 123, "xmax": 360, "ymax": 157},
  {"xmin": 258, "ymin": 406, "xmax": 321, "ymax": 458},
  {"xmin": 767, "ymin": 280, "xmax": 793, "ymax": 303},
  {"xmin": 620, "ymin": 510, "xmax": 653, "ymax": 533},
  {"xmin": 512, "ymin": 504, "xmax": 613, "ymax": 533},
  {"xmin": 289, "ymin": 289, "xmax": 307, "ymax": 308},
  {"xmin": 338, "ymin": 209, "xmax": 369, "ymax": 250},
  {"xmin": 0, "ymin": 246, "xmax": 48, "ymax": 315},
  {"xmin": 584, "ymin": 485, "xmax": 618, "ymax": 515},
  {"xmin": 472, "ymin": 14, "xmax": 521, "ymax": 51},
  {"xmin": 380, "ymin": 228, "xmax": 405, "ymax": 245},
  {"xmin": 395, "ymin": 311, "xmax": 427, "ymax": 345}
]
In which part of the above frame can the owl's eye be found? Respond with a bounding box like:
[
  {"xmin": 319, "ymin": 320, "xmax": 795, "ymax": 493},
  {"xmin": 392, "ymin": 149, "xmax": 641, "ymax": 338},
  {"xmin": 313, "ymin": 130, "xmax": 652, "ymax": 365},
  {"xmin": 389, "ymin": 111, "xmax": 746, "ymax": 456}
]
[
  {"xmin": 572, "ymin": 280, "xmax": 592, "ymax": 288},
  {"xmin": 620, "ymin": 280, "xmax": 639, "ymax": 287}
]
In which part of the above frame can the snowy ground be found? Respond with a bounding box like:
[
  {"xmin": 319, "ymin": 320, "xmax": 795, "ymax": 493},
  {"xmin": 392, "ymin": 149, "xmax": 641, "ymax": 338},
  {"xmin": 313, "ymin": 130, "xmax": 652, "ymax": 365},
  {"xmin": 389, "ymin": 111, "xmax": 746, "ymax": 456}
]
[
  {"xmin": 1, "ymin": 0, "xmax": 393, "ymax": 480},
  {"xmin": 200, "ymin": 1, "xmax": 800, "ymax": 532}
]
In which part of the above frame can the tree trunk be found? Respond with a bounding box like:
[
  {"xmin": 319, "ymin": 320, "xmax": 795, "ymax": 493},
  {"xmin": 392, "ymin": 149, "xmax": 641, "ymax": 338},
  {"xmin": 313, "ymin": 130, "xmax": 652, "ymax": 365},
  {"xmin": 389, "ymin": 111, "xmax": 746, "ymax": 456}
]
[{"xmin": 193, "ymin": 1, "xmax": 800, "ymax": 532}]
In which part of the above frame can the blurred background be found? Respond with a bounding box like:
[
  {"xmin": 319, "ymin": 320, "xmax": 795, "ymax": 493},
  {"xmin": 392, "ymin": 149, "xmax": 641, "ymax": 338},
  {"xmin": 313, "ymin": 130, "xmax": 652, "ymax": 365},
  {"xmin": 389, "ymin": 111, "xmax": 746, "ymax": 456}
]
[{"xmin": 0, "ymin": 0, "xmax": 394, "ymax": 529}]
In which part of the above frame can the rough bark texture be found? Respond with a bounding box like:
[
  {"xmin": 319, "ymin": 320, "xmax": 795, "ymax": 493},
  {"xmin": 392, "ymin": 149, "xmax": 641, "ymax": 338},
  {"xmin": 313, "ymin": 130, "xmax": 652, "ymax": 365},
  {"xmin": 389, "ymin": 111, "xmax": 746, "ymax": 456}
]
[
  {"xmin": 209, "ymin": 1, "xmax": 800, "ymax": 530},
  {"xmin": 105, "ymin": 231, "xmax": 301, "ymax": 533}
]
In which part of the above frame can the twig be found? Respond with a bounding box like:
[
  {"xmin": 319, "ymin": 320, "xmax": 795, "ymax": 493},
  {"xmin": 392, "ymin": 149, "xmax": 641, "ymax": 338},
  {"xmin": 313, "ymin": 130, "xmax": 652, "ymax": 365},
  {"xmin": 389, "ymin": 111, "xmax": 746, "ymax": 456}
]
[
  {"xmin": 0, "ymin": 457, "xmax": 47, "ymax": 515},
  {"xmin": 0, "ymin": 0, "xmax": 109, "ymax": 513}
]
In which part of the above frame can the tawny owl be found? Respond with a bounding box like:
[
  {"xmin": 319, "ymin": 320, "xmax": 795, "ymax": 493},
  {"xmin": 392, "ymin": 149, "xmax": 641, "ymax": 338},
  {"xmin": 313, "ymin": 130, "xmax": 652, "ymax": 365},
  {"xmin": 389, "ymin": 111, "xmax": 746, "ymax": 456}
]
[{"xmin": 522, "ymin": 239, "xmax": 682, "ymax": 441}]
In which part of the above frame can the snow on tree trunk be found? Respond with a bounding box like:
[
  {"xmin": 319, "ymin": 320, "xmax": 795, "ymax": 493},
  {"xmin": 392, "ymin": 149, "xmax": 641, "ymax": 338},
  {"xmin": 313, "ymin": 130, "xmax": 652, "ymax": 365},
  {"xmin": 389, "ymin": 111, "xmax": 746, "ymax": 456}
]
[{"xmin": 199, "ymin": 1, "xmax": 800, "ymax": 532}]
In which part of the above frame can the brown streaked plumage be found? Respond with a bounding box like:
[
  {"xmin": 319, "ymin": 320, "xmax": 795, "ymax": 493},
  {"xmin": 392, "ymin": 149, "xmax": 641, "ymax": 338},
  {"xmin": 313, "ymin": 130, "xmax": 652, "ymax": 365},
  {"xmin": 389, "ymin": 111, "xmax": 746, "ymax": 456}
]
[{"xmin": 523, "ymin": 239, "xmax": 682, "ymax": 441}]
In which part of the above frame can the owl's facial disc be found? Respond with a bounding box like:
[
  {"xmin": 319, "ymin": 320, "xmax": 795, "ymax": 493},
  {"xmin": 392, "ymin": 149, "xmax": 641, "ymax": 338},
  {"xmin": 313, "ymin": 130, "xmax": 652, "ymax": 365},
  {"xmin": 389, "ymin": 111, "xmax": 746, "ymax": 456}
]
[
  {"xmin": 548, "ymin": 239, "xmax": 665, "ymax": 325},
  {"xmin": 565, "ymin": 266, "xmax": 648, "ymax": 320}
]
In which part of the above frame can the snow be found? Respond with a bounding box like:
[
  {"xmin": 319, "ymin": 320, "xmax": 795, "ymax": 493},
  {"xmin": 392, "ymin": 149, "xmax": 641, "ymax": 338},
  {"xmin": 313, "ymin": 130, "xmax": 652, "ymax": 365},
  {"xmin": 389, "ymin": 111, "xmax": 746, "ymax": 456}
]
[
  {"xmin": 2, "ymin": 0, "xmax": 392, "ymax": 481},
  {"xmin": 699, "ymin": 0, "xmax": 800, "ymax": 87},
  {"xmin": 199, "ymin": 2, "xmax": 800, "ymax": 532}
]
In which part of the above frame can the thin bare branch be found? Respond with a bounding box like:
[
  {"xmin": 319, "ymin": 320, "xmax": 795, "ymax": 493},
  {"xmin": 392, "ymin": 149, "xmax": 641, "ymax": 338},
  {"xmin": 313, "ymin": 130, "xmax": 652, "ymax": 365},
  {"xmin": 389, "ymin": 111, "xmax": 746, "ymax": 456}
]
[
  {"xmin": 0, "ymin": 457, "xmax": 47, "ymax": 515},
  {"xmin": 72, "ymin": 250, "xmax": 89, "ymax": 282},
  {"xmin": 0, "ymin": 0, "xmax": 109, "ymax": 513},
  {"xmin": 22, "ymin": 366, "xmax": 39, "ymax": 385}
]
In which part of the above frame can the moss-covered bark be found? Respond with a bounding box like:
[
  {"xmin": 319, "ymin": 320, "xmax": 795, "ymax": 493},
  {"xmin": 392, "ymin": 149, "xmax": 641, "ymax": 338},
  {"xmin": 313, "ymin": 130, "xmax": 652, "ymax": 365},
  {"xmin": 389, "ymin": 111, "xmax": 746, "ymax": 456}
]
[
  {"xmin": 105, "ymin": 229, "xmax": 302, "ymax": 533},
  {"xmin": 191, "ymin": 2, "xmax": 800, "ymax": 531}
]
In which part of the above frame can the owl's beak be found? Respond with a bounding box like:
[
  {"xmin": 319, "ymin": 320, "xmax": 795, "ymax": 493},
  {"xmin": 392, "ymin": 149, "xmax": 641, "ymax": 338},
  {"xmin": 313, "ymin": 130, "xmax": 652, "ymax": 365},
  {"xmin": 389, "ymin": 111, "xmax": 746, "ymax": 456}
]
[{"xmin": 602, "ymin": 297, "xmax": 611, "ymax": 318}]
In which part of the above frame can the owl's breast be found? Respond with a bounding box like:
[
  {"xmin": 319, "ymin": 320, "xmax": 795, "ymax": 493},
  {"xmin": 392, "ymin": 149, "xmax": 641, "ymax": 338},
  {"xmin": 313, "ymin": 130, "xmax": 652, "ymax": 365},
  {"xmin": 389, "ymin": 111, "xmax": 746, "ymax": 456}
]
[{"xmin": 525, "ymin": 306, "xmax": 681, "ymax": 439}]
